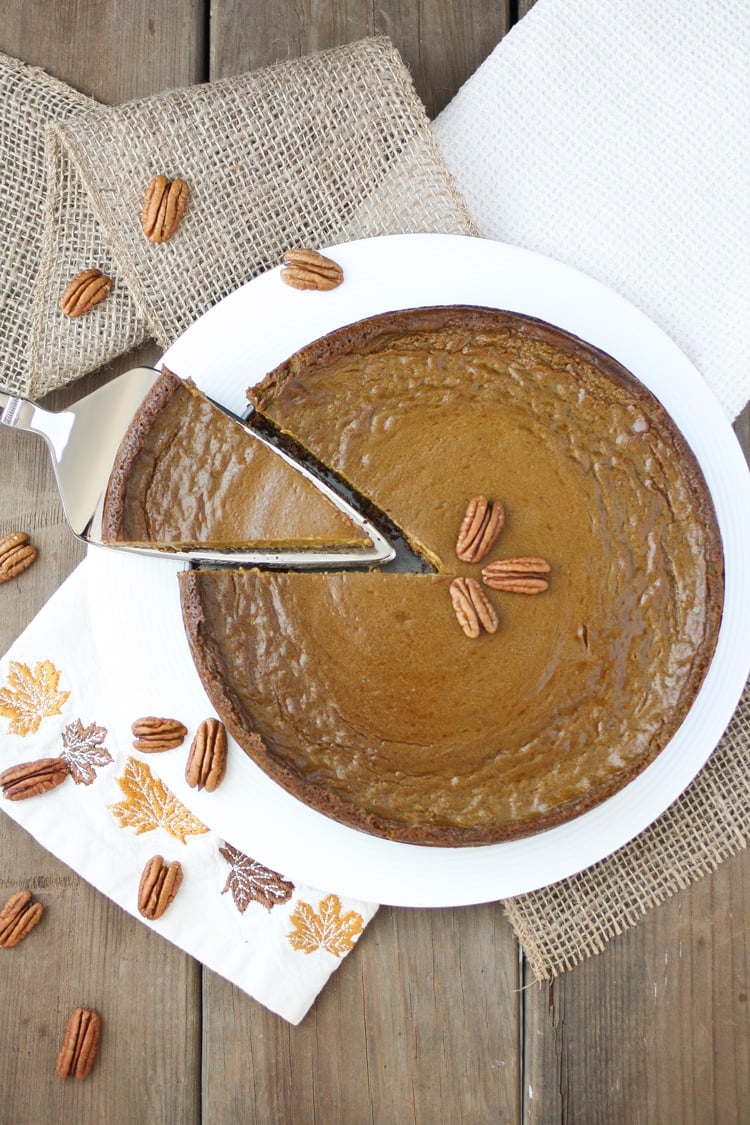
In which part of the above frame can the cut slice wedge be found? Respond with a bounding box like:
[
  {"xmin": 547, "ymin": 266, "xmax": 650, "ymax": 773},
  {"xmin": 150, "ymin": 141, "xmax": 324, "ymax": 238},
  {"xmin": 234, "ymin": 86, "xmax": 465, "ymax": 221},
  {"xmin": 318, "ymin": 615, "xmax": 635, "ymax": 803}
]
[{"xmin": 100, "ymin": 369, "xmax": 405, "ymax": 569}]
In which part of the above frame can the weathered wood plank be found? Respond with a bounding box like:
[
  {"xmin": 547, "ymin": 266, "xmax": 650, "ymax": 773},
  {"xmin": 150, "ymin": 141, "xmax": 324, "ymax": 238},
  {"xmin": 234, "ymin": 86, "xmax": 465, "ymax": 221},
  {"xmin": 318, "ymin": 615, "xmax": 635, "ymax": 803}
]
[
  {"xmin": 202, "ymin": 904, "xmax": 521, "ymax": 1123},
  {"xmin": 523, "ymin": 846, "xmax": 750, "ymax": 1124},
  {"xmin": 6, "ymin": 0, "xmax": 206, "ymax": 102},
  {"xmin": 210, "ymin": 0, "xmax": 510, "ymax": 117},
  {"xmin": 375, "ymin": 0, "xmax": 510, "ymax": 118},
  {"xmin": 0, "ymin": 3, "xmax": 205, "ymax": 1120}
]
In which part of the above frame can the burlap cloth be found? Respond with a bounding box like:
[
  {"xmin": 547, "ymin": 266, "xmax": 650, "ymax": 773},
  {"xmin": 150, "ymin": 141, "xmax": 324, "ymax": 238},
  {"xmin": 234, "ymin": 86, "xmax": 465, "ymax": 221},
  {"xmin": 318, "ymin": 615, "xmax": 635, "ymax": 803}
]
[
  {"xmin": 0, "ymin": 34, "xmax": 748, "ymax": 985},
  {"xmin": 0, "ymin": 37, "xmax": 475, "ymax": 398},
  {"xmin": 504, "ymin": 679, "xmax": 750, "ymax": 979}
]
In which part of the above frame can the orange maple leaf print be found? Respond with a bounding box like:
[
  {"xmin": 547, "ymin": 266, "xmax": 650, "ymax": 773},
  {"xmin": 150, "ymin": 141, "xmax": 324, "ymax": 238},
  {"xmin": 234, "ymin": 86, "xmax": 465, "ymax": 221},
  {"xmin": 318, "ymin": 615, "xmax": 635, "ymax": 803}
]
[
  {"xmin": 110, "ymin": 756, "xmax": 208, "ymax": 844},
  {"xmin": 0, "ymin": 660, "xmax": 70, "ymax": 736},
  {"xmin": 288, "ymin": 894, "xmax": 364, "ymax": 957}
]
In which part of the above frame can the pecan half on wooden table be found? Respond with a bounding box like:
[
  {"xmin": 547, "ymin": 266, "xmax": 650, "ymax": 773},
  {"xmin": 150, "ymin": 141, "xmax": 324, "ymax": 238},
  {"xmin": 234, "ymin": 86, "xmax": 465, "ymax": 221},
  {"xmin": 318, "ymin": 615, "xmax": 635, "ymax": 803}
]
[{"xmin": 56, "ymin": 1008, "xmax": 102, "ymax": 1081}]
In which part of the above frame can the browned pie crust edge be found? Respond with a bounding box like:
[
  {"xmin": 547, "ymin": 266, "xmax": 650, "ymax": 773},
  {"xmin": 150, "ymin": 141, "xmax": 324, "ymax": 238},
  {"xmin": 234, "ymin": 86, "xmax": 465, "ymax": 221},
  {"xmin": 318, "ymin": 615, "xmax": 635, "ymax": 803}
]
[
  {"xmin": 250, "ymin": 305, "xmax": 657, "ymax": 414},
  {"xmin": 101, "ymin": 368, "xmax": 182, "ymax": 542},
  {"xmin": 179, "ymin": 567, "xmax": 511, "ymax": 846}
]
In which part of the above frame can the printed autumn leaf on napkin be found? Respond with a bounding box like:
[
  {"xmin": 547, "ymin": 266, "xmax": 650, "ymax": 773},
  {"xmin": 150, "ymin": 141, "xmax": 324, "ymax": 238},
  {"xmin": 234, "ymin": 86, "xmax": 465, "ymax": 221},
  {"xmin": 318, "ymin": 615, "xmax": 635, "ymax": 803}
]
[
  {"xmin": 59, "ymin": 719, "xmax": 113, "ymax": 785},
  {"xmin": 220, "ymin": 843, "xmax": 294, "ymax": 913},
  {"xmin": 288, "ymin": 894, "xmax": 364, "ymax": 957},
  {"xmin": 110, "ymin": 756, "xmax": 208, "ymax": 843},
  {"xmin": 0, "ymin": 659, "xmax": 70, "ymax": 736}
]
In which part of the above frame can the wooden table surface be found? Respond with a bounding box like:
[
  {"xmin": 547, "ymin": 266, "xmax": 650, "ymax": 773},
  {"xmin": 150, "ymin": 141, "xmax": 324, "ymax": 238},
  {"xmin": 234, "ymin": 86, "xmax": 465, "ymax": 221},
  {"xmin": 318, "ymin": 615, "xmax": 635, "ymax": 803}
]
[{"xmin": 1, "ymin": 3, "xmax": 748, "ymax": 1122}]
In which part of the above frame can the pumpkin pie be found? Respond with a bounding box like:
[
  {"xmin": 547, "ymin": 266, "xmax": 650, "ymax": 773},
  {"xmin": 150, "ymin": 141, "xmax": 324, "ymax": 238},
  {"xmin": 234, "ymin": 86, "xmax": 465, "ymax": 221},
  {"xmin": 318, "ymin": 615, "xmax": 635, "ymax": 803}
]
[{"xmin": 170, "ymin": 306, "xmax": 724, "ymax": 845}]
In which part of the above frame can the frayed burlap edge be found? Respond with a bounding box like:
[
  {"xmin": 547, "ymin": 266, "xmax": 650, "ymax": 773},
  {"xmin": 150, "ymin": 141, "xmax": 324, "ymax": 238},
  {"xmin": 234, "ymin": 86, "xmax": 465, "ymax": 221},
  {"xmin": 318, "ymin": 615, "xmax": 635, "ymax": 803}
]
[
  {"xmin": 28, "ymin": 37, "xmax": 475, "ymax": 396},
  {"xmin": 27, "ymin": 125, "xmax": 149, "ymax": 397},
  {"xmin": 503, "ymin": 676, "xmax": 750, "ymax": 982},
  {"xmin": 0, "ymin": 52, "xmax": 95, "ymax": 398}
]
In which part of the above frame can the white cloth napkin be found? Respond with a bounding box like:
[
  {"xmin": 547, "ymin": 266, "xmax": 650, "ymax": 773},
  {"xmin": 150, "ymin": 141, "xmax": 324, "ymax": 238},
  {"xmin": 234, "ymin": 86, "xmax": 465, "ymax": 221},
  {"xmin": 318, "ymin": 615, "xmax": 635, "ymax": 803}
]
[
  {"xmin": 432, "ymin": 0, "xmax": 750, "ymax": 420},
  {"xmin": 0, "ymin": 562, "xmax": 376, "ymax": 1025}
]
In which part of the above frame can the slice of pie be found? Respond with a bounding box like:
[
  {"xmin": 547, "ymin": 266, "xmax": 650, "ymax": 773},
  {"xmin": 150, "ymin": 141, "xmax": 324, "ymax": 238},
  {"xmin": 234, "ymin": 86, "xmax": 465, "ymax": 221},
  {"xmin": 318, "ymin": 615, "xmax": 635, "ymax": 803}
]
[{"xmin": 101, "ymin": 368, "xmax": 369, "ymax": 549}]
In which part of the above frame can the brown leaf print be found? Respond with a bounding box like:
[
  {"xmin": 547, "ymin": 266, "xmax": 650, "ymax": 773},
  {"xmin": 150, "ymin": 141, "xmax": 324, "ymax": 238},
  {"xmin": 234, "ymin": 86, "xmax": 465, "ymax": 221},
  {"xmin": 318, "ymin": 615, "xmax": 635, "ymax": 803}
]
[
  {"xmin": 59, "ymin": 719, "xmax": 113, "ymax": 785},
  {"xmin": 288, "ymin": 894, "xmax": 364, "ymax": 957},
  {"xmin": 110, "ymin": 756, "xmax": 208, "ymax": 844},
  {"xmin": 0, "ymin": 660, "xmax": 70, "ymax": 737},
  {"xmin": 219, "ymin": 843, "xmax": 294, "ymax": 913}
]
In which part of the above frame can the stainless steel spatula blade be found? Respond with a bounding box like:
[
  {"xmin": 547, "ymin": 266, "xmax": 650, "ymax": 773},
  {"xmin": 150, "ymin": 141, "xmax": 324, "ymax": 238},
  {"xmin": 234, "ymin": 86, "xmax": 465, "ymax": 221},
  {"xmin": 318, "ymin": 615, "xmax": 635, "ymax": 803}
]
[{"xmin": 2, "ymin": 368, "xmax": 161, "ymax": 539}]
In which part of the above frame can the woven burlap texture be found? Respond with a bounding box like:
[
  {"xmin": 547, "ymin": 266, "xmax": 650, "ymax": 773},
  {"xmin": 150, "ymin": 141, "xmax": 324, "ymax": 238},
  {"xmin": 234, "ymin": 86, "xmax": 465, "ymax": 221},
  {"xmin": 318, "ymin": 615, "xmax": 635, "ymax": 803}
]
[
  {"xmin": 0, "ymin": 53, "xmax": 97, "ymax": 398},
  {"xmin": 504, "ymin": 677, "xmax": 750, "ymax": 981},
  {"xmin": 11, "ymin": 37, "xmax": 474, "ymax": 398}
]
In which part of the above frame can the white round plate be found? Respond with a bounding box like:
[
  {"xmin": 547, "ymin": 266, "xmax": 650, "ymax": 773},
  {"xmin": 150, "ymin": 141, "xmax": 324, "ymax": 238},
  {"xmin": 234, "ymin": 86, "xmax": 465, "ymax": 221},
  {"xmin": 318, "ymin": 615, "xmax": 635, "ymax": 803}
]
[{"xmin": 87, "ymin": 234, "xmax": 750, "ymax": 907}]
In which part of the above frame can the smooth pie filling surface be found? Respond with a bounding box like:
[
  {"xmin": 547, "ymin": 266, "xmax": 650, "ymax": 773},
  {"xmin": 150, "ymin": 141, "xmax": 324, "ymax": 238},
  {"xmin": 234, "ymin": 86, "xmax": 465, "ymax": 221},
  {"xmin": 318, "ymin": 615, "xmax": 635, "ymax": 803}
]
[
  {"xmin": 178, "ymin": 307, "xmax": 724, "ymax": 845},
  {"xmin": 102, "ymin": 369, "xmax": 368, "ymax": 549}
]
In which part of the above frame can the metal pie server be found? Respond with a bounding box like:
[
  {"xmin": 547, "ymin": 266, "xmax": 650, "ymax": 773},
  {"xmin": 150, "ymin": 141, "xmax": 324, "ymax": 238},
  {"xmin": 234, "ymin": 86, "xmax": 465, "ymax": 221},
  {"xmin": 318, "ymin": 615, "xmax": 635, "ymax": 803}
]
[{"xmin": 0, "ymin": 366, "xmax": 396, "ymax": 568}]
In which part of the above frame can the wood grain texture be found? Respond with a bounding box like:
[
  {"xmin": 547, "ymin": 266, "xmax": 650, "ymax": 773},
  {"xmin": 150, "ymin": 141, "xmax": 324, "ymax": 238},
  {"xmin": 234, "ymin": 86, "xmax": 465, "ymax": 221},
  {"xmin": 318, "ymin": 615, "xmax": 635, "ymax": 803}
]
[
  {"xmin": 209, "ymin": 0, "xmax": 510, "ymax": 116},
  {"xmin": 0, "ymin": 832, "xmax": 201, "ymax": 1124},
  {"xmin": 202, "ymin": 905, "xmax": 521, "ymax": 1123},
  {"xmin": 3, "ymin": 0, "xmax": 206, "ymax": 102},
  {"xmin": 523, "ymin": 845, "xmax": 750, "ymax": 1124},
  {"xmin": 0, "ymin": 3, "xmax": 203, "ymax": 1121},
  {"xmin": 1, "ymin": 3, "xmax": 748, "ymax": 1123}
]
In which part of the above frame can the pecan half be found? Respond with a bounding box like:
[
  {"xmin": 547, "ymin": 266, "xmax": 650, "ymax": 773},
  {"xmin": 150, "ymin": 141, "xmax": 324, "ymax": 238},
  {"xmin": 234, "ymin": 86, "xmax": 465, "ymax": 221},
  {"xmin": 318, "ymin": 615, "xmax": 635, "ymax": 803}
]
[
  {"xmin": 455, "ymin": 496, "xmax": 505, "ymax": 563},
  {"xmin": 449, "ymin": 576, "xmax": 499, "ymax": 638},
  {"xmin": 137, "ymin": 855, "xmax": 183, "ymax": 920},
  {"xmin": 185, "ymin": 718, "xmax": 227, "ymax": 792},
  {"xmin": 0, "ymin": 531, "xmax": 37, "ymax": 583},
  {"xmin": 141, "ymin": 175, "xmax": 190, "ymax": 243},
  {"xmin": 131, "ymin": 716, "xmax": 187, "ymax": 752},
  {"xmin": 0, "ymin": 758, "xmax": 69, "ymax": 800},
  {"xmin": 59, "ymin": 269, "xmax": 113, "ymax": 317},
  {"xmin": 0, "ymin": 890, "xmax": 44, "ymax": 948},
  {"xmin": 482, "ymin": 557, "xmax": 551, "ymax": 594},
  {"xmin": 56, "ymin": 1007, "xmax": 102, "ymax": 1080},
  {"xmin": 280, "ymin": 247, "xmax": 344, "ymax": 291}
]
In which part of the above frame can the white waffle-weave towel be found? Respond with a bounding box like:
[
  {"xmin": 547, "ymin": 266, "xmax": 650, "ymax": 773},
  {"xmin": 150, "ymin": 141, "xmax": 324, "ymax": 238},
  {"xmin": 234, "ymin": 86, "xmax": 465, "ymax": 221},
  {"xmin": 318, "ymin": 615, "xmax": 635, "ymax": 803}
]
[{"xmin": 432, "ymin": 0, "xmax": 750, "ymax": 420}]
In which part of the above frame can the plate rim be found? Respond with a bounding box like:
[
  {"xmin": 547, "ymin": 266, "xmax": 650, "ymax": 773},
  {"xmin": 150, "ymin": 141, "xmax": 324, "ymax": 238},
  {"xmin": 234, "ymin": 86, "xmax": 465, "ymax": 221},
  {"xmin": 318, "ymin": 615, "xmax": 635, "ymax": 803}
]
[{"xmin": 88, "ymin": 233, "xmax": 750, "ymax": 907}]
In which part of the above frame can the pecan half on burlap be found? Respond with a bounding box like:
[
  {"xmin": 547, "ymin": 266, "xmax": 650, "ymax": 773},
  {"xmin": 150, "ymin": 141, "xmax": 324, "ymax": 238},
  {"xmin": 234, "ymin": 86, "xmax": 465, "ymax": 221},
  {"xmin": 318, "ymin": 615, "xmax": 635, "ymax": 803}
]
[
  {"xmin": 141, "ymin": 175, "xmax": 190, "ymax": 243},
  {"xmin": 59, "ymin": 269, "xmax": 113, "ymax": 317}
]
